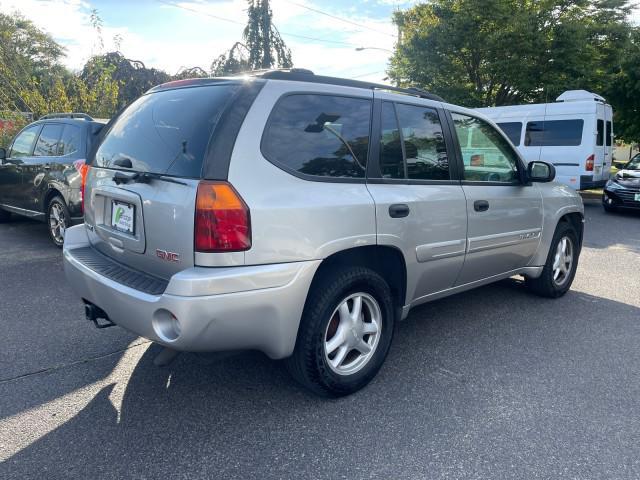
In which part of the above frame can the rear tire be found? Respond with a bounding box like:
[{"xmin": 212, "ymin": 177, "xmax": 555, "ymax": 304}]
[
  {"xmin": 285, "ymin": 266, "xmax": 395, "ymax": 397},
  {"xmin": 526, "ymin": 222, "xmax": 579, "ymax": 298},
  {"xmin": 0, "ymin": 208, "xmax": 10, "ymax": 223},
  {"xmin": 45, "ymin": 196, "xmax": 70, "ymax": 248}
]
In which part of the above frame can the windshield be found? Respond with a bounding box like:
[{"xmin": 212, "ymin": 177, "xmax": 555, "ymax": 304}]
[
  {"xmin": 94, "ymin": 84, "xmax": 239, "ymax": 178},
  {"xmin": 624, "ymin": 155, "xmax": 640, "ymax": 171}
]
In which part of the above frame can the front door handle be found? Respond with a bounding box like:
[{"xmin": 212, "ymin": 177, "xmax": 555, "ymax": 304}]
[
  {"xmin": 389, "ymin": 204, "xmax": 410, "ymax": 218},
  {"xmin": 474, "ymin": 200, "xmax": 489, "ymax": 212}
]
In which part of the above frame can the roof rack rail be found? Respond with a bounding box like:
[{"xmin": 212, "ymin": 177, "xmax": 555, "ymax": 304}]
[
  {"xmin": 40, "ymin": 113, "xmax": 94, "ymax": 121},
  {"xmin": 253, "ymin": 69, "xmax": 445, "ymax": 102}
]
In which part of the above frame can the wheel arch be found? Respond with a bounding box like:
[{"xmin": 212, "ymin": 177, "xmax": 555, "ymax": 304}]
[
  {"xmin": 307, "ymin": 245, "xmax": 407, "ymax": 322},
  {"xmin": 42, "ymin": 187, "xmax": 65, "ymax": 213}
]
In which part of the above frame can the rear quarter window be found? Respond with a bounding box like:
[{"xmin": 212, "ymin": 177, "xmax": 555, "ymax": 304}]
[
  {"xmin": 261, "ymin": 94, "xmax": 372, "ymax": 179},
  {"xmin": 94, "ymin": 84, "xmax": 239, "ymax": 177}
]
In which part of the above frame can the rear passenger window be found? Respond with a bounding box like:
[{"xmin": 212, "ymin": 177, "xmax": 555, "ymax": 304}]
[
  {"xmin": 496, "ymin": 122, "xmax": 522, "ymax": 146},
  {"xmin": 524, "ymin": 120, "xmax": 584, "ymax": 146},
  {"xmin": 596, "ymin": 119, "xmax": 604, "ymax": 146},
  {"xmin": 262, "ymin": 94, "xmax": 371, "ymax": 179},
  {"xmin": 395, "ymin": 104, "xmax": 449, "ymax": 180},
  {"xmin": 606, "ymin": 121, "xmax": 612, "ymax": 146},
  {"xmin": 58, "ymin": 125, "xmax": 81, "ymax": 156},
  {"xmin": 34, "ymin": 124, "xmax": 64, "ymax": 157}
]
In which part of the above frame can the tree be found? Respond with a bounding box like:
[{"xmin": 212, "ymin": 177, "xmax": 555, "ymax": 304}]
[
  {"xmin": 81, "ymin": 52, "xmax": 169, "ymax": 109},
  {"xmin": 389, "ymin": 0, "xmax": 632, "ymax": 107},
  {"xmin": 607, "ymin": 28, "xmax": 640, "ymax": 143},
  {"xmin": 211, "ymin": 0, "xmax": 292, "ymax": 76}
]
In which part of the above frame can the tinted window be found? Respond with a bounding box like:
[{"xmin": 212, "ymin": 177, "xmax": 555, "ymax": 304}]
[
  {"xmin": 452, "ymin": 112, "xmax": 519, "ymax": 183},
  {"xmin": 9, "ymin": 124, "xmax": 40, "ymax": 157},
  {"xmin": 34, "ymin": 124, "xmax": 64, "ymax": 157},
  {"xmin": 525, "ymin": 120, "xmax": 584, "ymax": 146},
  {"xmin": 596, "ymin": 119, "xmax": 604, "ymax": 146},
  {"xmin": 380, "ymin": 102, "xmax": 404, "ymax": 179},
  {"xmin": 262, "ymin": 94, "xmax": 371, "ymax": 178},
  {"xmin": 59, "ymin": 125, "xmax": 81, "ymax": 156},
  {"xmin": 606, "ymin": 121, "xmax": 612, "ymax": 146},
  {"xmin": 496, "ymin": 122, "xmax": 522, "ymax": 146},
  {"xmin": 395, "ymin": 104, "xmax": 449, "ymax": 180},
  {"xmin": 95, "ymin": 84, "xmax": 239, "ymax": 177}
]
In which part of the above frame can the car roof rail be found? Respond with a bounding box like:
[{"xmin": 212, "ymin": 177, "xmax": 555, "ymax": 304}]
[
  {"xmin": 252, "ymin": 69, "xmax": 445, "ymax": 102},
  {"xmin": 39, "ymin": 113, "xmax": 95, "ymax": 121}
]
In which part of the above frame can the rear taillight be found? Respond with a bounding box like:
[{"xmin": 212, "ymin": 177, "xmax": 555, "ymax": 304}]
[
  {"xmin": 73, "ymin": 159, "xmax": 90, "ymax": 214},
  {"xmin": 195, "ymin": 181, "xmax": 251, "ymax": 252},
  {"xmin": 586, "ymin": 154, "xmax": 595, "ymax": 172}
]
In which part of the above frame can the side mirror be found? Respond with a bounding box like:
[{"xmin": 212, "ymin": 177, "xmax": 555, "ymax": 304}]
[
  {"xmin": 0, "ymin": 147, "xmax": 6, "ymax": 162},
  {"xmin": 527, "ymin": 160, "xmax": 555, "ymax": 183}
]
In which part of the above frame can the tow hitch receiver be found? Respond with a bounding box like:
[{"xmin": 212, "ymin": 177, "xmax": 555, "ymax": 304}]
[{"xmin": 84, "ymin": 302, "xmax": 116, "ymax": 329}]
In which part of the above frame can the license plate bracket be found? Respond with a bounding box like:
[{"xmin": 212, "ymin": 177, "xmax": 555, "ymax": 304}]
[{"xmin": 111, "ymin": 200, "xmax": 135, "ymax": 234}]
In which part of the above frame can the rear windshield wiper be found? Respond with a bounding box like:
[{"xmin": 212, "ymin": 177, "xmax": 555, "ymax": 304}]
[{"xmin": 112, "ymin": 170, "xmax": 188, "ymax": 186}]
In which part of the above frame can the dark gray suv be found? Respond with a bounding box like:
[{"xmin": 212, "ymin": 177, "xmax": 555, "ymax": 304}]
[{"xmin": 0, "ymin": 113, "xmax": 105, "ymax": 246}]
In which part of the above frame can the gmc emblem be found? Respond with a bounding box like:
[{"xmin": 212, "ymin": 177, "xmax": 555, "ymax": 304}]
[{"xmin": 156, "ymin": 249, "xmax": 180, "ymax": 262}]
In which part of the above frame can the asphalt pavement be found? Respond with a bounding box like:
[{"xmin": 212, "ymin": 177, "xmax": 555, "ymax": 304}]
[{"xmin": 1, "ymin": 199, "xmax": 639, "ymax": 479}]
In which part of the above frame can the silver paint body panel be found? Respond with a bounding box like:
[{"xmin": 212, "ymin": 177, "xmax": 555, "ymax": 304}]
[{"xmin": 64, "ymin": 79, "xmax": 584, "ymax": 358}]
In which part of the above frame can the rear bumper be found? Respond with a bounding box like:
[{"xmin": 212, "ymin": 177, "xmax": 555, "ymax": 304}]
[
  {"xmin": 63, "ymin": 224, "xmax": 320, "ymax": 359},
  {"xmin": 580, "ymin": 176, "xmax": 607, "ymax": 190}
]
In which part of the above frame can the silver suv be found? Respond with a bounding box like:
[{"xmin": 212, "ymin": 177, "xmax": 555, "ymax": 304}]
[{"xmin": 63, "ymin": 70, "xmax": 584, "ymax": 396}]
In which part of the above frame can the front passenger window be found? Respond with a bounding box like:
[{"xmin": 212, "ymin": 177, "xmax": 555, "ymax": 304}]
[
  {"xmin": 9, "ymin": 125, "xmax": 40, "ymax": 158},
  {"xmin": 451, "ymin": 113, "xmax": 519, "ymax": 183}
]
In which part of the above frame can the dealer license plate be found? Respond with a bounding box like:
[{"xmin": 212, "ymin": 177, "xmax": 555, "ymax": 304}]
[{"xmin": 111, "ymin": 200, "xmax": 135, "ymax": 234}]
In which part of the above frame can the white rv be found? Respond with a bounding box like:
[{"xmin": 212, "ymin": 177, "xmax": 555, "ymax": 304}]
[{"xmin": 476, "ymin": 90, "xmax": 613, "ymax": 190}]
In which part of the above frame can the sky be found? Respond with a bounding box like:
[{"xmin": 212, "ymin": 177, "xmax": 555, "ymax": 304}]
[{"xmin": 0, "ymin": 0, "xmax": 420, "ymax": 84}]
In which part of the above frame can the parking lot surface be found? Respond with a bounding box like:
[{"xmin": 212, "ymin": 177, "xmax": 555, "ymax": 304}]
[{"xmin": 1, "ymin": 199, "xmax": 639, "ymax": 479}]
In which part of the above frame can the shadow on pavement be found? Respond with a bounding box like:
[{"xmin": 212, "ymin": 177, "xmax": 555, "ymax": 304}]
[{"xmin": 4, "ymin": 278, "xmax": 640, "ymax": 479}]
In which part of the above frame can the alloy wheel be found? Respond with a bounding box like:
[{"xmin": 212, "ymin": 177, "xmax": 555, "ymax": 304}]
[
  {"xmin": 323, "ymin": 292, "xmax": 382, "ymax": 376},
  {"xmin": 49, "ymin": 202, "xmax": 66, "ymax": 245},
  {"xmin": 552, "ymin": 236, "xmax": 573, "ymax": 287}
]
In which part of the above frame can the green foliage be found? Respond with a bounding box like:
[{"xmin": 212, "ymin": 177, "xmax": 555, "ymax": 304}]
[
  {"xmin": 81, "ymin": 52, "xmax": 169, "ymax": 110},
  {"xmin": 390, "ymin": 0, "xmax": 632, "ymax": 108},
  {"xmin": 211, "ymin": 0, "xmax": 292, "ymax": 75},
  {"xmin": 0, "ymin": 110, "xmax": 28, "ymax": 149},
  {"xmin": 607, "ymin": 29, "xmax": 640, "ymax": 143}
]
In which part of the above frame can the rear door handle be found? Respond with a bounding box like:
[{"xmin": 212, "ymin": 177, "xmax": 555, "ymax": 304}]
[
  {"xmin": 389, "ymin": 204, "xmax": 410, "ymax": 218},
  {"xmin": 474, "ymin": 200, "xmax": 489, "ymax": 212}
]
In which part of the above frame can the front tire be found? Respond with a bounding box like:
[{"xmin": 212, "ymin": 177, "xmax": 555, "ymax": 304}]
[
  {"xmin": 45, "ymin": 196, "xmax": 70, "ymax": 248},
  {"xmin": 286, "ymin": 267, "xmax": 395, "ymax": 397},
  {"xmin": 603, "ymin": 203, "xmax": 617, "ymax": 213},
  {"xmin": 526, "ymin": 222, "xmax": 579, "ymax": 298}
]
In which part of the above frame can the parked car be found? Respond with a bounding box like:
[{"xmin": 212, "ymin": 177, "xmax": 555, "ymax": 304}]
[
  {"xmin": 603, "ymin": 153, "xmax": 640, "ymax": 212},
  {"xmin": 0, "ymin": 113, "xmax": 105, "ymax": 246},
  {"xmin": 63, "ymin": 70, "xmax": 584, "ymax": 397},
  {"xmin": 477, "ymin": 90, "xmax": 614, "ymax": 190}
]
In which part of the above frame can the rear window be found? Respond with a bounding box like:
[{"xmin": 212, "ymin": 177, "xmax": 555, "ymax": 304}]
[
  {"xmin": 597, "ymin": 119, "xmax": 604, "ymax": 146},
  {"xmin": 524, "ymin": 120, "xmax": 584, "ymax": 147},
  {"xmin": 94, "ymin": 84, "xmax": 239, "ymax": 177},
  {"xmin": 606, "ymin": 121, "xmax": 612, "ymax": 146},
  {"xmin": 262, "ymin": 94, "xmax": 372, "ymax": 179},
  {"xmin": 496, "ymin": 122, "xmax": 522, "ymax": 146}
]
